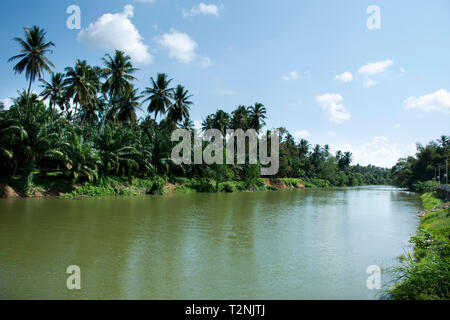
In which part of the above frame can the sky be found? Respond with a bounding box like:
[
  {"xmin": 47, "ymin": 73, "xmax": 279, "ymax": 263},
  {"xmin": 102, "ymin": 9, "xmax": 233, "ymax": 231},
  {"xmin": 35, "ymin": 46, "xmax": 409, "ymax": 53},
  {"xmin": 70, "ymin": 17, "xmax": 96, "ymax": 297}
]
[{"xmin": 0, "ymin": 0, "xmax": 449, "ymax": 167}]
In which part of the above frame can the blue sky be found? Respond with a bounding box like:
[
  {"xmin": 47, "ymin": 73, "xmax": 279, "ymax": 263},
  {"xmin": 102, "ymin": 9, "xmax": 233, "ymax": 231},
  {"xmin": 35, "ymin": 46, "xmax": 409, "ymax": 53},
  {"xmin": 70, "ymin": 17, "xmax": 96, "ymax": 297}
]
[{"xmin": 0, "ymin": 0, "xmax": 449, "ymax": 167}]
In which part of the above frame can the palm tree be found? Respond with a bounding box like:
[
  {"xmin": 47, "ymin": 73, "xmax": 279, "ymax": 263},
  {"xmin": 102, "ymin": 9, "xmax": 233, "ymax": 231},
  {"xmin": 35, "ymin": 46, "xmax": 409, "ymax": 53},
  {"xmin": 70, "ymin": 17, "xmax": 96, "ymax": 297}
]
[
  {"xmin": 111, "ymin": 85, "xmax": 143, "ymax": 125},
  {"xmin": 298, "ymin": 139, "xmax": 310, "ymax": 158},
  {"xmin": 180, "ymin": 118, "xmax": 194, "ymax": 131},
  {"xmin": 102, "ymin": 50, "xmax": 137, "ymax": 100},
  {"xmin": 142, "ymin": 73, "xmax": 173, "ymax": 121},
  {"xmin": 247, "ymin": 102, "xmax": 267, "ymax": 132},
  {"xmin": 212, "ymin": 110, "xmax": 231, "ymax": 134},
  {"xmin": 64, "ymin": 60, "xmax": 99, "ymax": 118},
  {"xmin": 8, "ymin": 26, "xmax": 55, "ymax": 98},
  {"xmin": 202, "ymin": 115, "xmax": 214, "ymax": 132},
  {"xmin": 167, "ymin": 85, "xmax": 193, "ymax": 125},
  {"xmin": 60, "ymin": 131, "xmax": 100, "ymax": 183},
  {"xmin": 39, "ymin": 73, "xmax": 67, "ymax": 110},
  {"xmin": 231, "ymin": 105, "xmax": 249, "ymax": 130},
  {"xmin": 0, "ymin": 102, "xmax": 4, "ymax": 111}
]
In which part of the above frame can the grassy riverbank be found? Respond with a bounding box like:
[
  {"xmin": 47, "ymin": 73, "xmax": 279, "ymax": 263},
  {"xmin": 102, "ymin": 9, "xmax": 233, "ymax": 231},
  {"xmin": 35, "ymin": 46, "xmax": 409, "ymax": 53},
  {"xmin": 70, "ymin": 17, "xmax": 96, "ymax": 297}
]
[
  {"xmin": 383, "ymin": 192, "xmax": 450, "ymax": 300},
  {"xmin": 1, "ymin": 174, "xmax": 328, "ymax": 198}
]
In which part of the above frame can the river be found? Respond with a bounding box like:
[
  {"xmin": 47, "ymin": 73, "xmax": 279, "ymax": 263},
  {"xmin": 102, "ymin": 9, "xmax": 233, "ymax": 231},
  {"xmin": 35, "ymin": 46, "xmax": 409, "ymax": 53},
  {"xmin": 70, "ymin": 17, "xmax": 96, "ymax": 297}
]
[{"xmin": 0, "ymin": 186, "xmax": 421, "ymax": 299}]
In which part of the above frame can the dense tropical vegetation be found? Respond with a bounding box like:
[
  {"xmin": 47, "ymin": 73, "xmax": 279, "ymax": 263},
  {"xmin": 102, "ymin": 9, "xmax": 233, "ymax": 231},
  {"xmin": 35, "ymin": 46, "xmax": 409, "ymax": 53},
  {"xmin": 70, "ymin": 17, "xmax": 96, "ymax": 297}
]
[
  {"xmin": 1, "ymin": 25, "xmax": 390, "ymax": 197},
  {"xmin": 384, "ymin": 136, "xmax": 449, "ymax": 300}
]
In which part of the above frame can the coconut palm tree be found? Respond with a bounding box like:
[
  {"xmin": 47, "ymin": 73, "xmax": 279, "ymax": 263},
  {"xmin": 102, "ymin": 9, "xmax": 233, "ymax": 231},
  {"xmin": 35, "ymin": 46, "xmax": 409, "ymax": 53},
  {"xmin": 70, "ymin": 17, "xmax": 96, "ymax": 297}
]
[
  {"xmin": 167, "ymin": 85, "xmax": 193, "ymax": 125},
  {"xmin": 8, "ymin": 26, "xmax": 55, "ymax": 98},
  {"xmin": 201, "ymin": 115, "xmax": 214, "ymax": 132},
  {"xmin": 212, "ymin": 110, "xmax": 231, "ymax": 134},
  {"xmin": 102, "ymin": 50, "xmax": 137, "ymax": 100},
  {"xmin": 111, "ymin": 85, "xmax": 143, "ymax": 125},
  {"xmin": 142, "ymin": 73, "xmax": 173, "ymax": 121},
  {"xmin": 247, "ymin": 102, "xmax": 267, "ymax": 133},
  {"xmin": 39, "ymin": 73, "xmax": 67, "ymax": 110},
  {"xmin": 64, "ymin": 60, "xmax": 100, "ymax": 118},
  {"xmin": 231, "ymin": 105, "xmax": 249, "ymax": 130}
]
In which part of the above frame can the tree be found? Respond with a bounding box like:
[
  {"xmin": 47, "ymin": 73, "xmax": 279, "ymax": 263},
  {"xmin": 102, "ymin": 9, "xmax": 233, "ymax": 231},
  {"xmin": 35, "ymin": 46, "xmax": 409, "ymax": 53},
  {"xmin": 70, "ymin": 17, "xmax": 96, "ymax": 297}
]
[
  {"xmin": 247, "ymin": 102, "xmax": 267, "ymax": 132},
  {"xmin": 167, "ymin": 85, "xmax": 193, "ymax": 125},
  {"xmin": 39, "ymin": 73, "xmax": 68, "ymax": 110},
  {"xmin": 8, "ymin": 26, "xmax": 55, "ymax": 97},
  {"xmin": 142, "ymin": 73, "xmax": 173, "ymax": 121},
  {"xmin": 111, "ymin": 86, "xmax": 142, "ymax": 125},
  {"xmin": 212, "ymin": 110, "xmax": 231, "ymax": 134},
  {"xmin": 231, "ymin": 105, "xmax": 249, "ymax": 130},
  {"xmin": 102, "ymin": 50, "xmax": 137, "ymax": 100},
  {"xmin": 64, "ymin": 60, "xmax": 100, "ymax": 119},
  {"xmin": 202, "ymin": 115, "xmax": 214, "ymax": 132}
]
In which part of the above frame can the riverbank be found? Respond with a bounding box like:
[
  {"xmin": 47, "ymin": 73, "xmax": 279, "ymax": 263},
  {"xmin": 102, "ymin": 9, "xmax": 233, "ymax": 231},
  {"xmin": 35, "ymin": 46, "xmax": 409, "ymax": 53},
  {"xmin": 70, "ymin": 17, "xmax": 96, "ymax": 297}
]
[
  {"xmin": 1, "ymin": 175, "xmax": 331, "ymax": 199},
  {"xmin": 383, "ymin": 192, "xmax": 450, "ymax": 300}
]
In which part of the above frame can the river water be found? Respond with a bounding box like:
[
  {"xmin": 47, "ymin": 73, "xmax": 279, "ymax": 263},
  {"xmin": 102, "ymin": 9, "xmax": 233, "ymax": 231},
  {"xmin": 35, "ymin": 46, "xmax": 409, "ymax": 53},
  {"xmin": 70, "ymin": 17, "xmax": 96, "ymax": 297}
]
[{"xmin": 0, "ymin": 186, "xmax": 421, "ymax": 299}]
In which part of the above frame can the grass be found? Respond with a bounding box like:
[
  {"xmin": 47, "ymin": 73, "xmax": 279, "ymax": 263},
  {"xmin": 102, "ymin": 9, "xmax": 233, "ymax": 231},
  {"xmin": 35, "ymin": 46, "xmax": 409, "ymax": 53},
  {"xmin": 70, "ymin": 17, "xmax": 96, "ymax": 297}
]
[{"xmin": 383, "ymin": 192, "xmax": 450, "ymax": 300}]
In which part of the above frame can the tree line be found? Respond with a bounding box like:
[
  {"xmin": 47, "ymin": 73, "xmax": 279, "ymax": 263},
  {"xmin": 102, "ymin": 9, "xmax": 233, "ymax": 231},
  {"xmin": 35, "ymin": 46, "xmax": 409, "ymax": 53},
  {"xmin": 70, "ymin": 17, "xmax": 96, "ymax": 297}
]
[{"xmin": 0, "ymin": 25, "xmax": 390, "ymax": 193}]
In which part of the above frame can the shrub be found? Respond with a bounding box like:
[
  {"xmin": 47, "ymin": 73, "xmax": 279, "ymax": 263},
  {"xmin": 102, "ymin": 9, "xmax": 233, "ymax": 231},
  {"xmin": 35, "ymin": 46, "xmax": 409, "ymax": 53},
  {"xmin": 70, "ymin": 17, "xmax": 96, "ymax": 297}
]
[{"xmin": 413, "ymin": 180, "xmax": 439, "ymax": 194}]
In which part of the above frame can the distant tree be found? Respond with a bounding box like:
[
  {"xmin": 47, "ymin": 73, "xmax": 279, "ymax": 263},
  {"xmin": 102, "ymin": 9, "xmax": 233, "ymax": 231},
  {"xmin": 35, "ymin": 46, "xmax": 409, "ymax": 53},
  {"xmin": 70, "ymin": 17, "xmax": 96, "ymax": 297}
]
[{"xmin": 142, "ymin": 73, "xmax": 173, "ymax": 121}]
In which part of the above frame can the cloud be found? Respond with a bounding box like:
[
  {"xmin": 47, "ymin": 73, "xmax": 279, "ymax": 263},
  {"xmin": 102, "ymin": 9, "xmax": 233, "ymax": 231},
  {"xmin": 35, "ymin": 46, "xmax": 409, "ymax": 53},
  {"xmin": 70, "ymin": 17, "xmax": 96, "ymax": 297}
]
[
  {"xmin": 293, "ymin": 130, "xmax": 310, "ymax": 141},
  {"xmin": 358, "ymin": 59, "xmax": 394, "ymax": 76},
  {"xmin": 194, "ymin": 120, "xmax": 202, "ymax": 131},
  {"xmin": 77, "ymin": 5, "xmax": 152, "ymax": 64},
  {"xmin": 335, "ymin": 72, "xmax": 353, "ymax": 83},
  {"xmin": 0, "ymin": 98, "xmax": 13, "ymax": 110},
  {"xmin": 328, "ymin": 131, "xmax": 337, "ymax": 136},
  {"xmin": 183, "ymin": 3, "xmax": 222, "ymax": 17},
  {"xmin": 331, "ymin": 136, "xmax": 416, "ymax": 168},
  {"xmin": 403, "ymin": 89, "xmax": 450, "ymax": 113},
  {"xmin": 198, "ymin": 56, "xmax": 212, "ymax": 68},
  {"xmin": 363, "ymin": 79, "xmax": 377, "ymax": 87},
  {"xmin": 282, "ymin": 70, "xmax": 299, "ymax": 81},
  {"xmin": 316, "ymin": 93, "xmax": 351, "ymax": 124},
  {"xmin": 155, "ymin": 30, "xmax": 198, "ymax": 63}
]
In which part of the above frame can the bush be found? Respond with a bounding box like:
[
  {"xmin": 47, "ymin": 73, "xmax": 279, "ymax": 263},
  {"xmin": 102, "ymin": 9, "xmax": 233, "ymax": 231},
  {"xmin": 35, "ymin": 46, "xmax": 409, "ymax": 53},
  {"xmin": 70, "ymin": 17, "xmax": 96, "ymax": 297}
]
[
  {"xmin": 412, "ymin": 180, "xmax": 439, "ymax": 194},
  {"xmin": 146, "ymin": 176, "xmax": 167, "ymax": 195}
]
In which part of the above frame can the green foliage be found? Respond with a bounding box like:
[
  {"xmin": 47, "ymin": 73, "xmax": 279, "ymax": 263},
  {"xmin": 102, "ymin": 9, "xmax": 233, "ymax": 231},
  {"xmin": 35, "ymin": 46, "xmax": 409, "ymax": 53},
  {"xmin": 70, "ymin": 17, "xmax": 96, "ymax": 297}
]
[
  {"xmin": 383, "ymin": 193, "xmax": 450, "ymax": 300},
  {"xmin": 412, "ymin": 180, "xmax": 440, "ymax": 194}
]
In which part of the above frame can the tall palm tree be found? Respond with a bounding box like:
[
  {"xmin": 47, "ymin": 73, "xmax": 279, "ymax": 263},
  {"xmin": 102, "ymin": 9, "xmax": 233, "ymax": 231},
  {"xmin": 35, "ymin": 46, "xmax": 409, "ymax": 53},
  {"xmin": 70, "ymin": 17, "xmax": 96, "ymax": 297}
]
[
  {"xmin": 39, "ymin": 72, "xmax": 67, "ymax": 110},
  {"xmin": 202, "ymin": 115, "xmax": 214, "ymax": 132},
  {"xmin": 247, "ymin": 102, "xmax": 267, "ymax": 133},
  {"xmin": 111, "ymin": 86, "xmax": 143, "ymax": 125},
  {"xmin": 167, "ymin": 85, "xmax": 193, "ymax": 125},
  {"xmin": 231, "ymin": 105, "xmax": 249, "ymax": 130},
  {"xmin": 212, "ymin": 110, "xmax": 231, "ymax": 134},
  {"xmin": 64, "ymin": 60, "xmax": 99, "ymax": 118},
  {"xmin": 142, "ymin": 73, "xmax": 173, "ymax": 121},
  {"xmin": 8, "ymin": 26, "xmax": 55, "ymax": 98},
  {"xmin": 298, "ymin": 139, "xmax": 310, "ymax": 158},
  {"xmin": 102, "ymin": 50, "xmax": 137, "ymax": 100}
]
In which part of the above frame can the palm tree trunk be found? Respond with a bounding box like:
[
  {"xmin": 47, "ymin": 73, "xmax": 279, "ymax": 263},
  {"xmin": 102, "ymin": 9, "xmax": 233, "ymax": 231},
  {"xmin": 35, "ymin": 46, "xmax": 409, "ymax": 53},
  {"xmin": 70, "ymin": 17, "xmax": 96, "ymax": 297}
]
[{"xmin": 27, "ymin": 78, "xmax": 33, "ymax": 99}]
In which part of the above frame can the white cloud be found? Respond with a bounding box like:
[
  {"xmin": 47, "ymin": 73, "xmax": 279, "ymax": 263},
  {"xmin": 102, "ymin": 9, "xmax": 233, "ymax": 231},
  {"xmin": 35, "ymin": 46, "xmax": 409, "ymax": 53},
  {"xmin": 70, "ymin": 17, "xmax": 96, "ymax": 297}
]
[
  {"xmin": 77, "ymin": 5, "xmax": 152, "ymax": 64},
  {"xmin": 363, "ymin": 78, "xmax": 377, "ymax": 87},
  {"xmin": 331, "ymin": 136, "xmax": 416, "ymax": 168},
  {"xmin": 1, "ymin": 98, "xmax": 13, "ymax": 110},
  {"xmin": 155, "ymin": 30, "xmax": 198, "ymax": 64},
  {"xmin": 316, "ymin": 93, "xmax": 351, "ymax": 124},
  {"xmin": 335, "ymin": 71, "xmax": 353, "ymax": 83},
  {"xmin": 403, "ymin": 89, "xmax": 450, "ymax": 113},
  {"xmin": 282, "ymin": 70, "xmax": 299, "ymax": 81},
  {"xmin": 194, "ymin": 120, "xmax": 202, "ymax": 131},
  {"xmin": 358, "ymin": 59, "xmax": 394, "ymax": 76},
  {"xmin": 293, "ymin": 130, "xmax": 310, "ymax": 141},
  {"xmin": 198, "ymin": 56, "xmax": 212, "ymax": 68},
  {"xmin": 183, "ymin": 3, "xmax": 222, "ymax": 17},
  {"xmin": 328, "ymin": 131, "xmax": 337, "ymax": 136}
]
